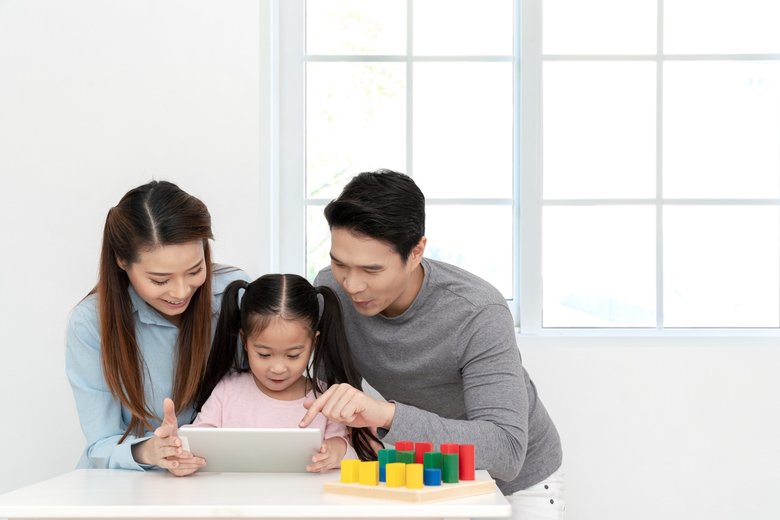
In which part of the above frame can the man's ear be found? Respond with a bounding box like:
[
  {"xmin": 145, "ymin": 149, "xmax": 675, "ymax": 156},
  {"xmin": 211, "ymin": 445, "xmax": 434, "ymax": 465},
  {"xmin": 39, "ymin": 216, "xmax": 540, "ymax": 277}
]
[{"xmin": 410, "ymin": 236, "xmax": 427, "ymax": 263}]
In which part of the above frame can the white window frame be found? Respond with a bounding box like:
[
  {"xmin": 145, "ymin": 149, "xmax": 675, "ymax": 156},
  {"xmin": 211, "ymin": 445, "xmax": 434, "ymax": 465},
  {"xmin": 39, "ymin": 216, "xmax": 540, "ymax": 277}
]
[{"xmin": 273, "ymin": 0, "xmax": 780, "ymax": 337}]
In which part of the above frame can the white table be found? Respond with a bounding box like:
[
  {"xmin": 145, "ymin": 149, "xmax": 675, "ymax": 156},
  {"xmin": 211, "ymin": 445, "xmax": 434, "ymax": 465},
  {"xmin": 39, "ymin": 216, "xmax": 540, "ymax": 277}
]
[{"xmin": 0, "ymin": 469, "xmax": 510, "ymax": 520}]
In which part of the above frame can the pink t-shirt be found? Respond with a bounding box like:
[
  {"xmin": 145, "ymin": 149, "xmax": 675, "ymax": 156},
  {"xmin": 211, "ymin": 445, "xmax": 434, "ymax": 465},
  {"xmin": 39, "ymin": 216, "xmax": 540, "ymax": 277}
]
[{"xmin": 191, "ymin": 372, "xmax": 356, "ymax": 459}]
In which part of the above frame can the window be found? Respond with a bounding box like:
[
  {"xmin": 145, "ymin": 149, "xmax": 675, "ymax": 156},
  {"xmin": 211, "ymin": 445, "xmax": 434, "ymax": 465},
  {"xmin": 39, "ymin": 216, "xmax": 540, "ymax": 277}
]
[
  {"xmin": 279, "ymin": 0, "xmax": 517, "ymax": 306},
  {"xmin": 279, "ymin": 0, "xmax": 780, "ymax": 332},
  {"xmin": 523, "ymin": 0, "xmax": 780, "ymax": 330}
]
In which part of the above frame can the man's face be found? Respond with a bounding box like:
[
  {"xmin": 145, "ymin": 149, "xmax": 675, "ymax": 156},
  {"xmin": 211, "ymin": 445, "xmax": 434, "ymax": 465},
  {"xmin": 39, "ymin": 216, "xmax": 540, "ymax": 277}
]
[{"xmin": 329, "ymin": 228, "xmax": 425, "ymax": 318}]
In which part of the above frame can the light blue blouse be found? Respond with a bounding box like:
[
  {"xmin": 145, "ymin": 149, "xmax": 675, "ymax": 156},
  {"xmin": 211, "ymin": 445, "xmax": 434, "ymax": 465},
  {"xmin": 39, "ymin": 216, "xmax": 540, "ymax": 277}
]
[{"xmin": 65, "ymin": 265, "xmax": 249, "ymax": 470}]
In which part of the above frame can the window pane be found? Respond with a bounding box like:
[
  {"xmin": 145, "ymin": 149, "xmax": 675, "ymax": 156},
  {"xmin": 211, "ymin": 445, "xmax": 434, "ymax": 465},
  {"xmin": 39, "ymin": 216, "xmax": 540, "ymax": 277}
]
[
  {"xmin": 306, "ymin": 63, "xmax": 406, "ymax": 198},
  {"xmin": 543, "ymin": 206, "xmax": 656, "ymax": 327},
  {"xmin": 665, "ymin": 0, "xmax": 780, "ymax": 54},
  {"xmin": 306, "ymin": 0, "xmax": 406, "ymax": 55},
  {"xmin": 413, "ymin": 62, "xmax": 513, "ymax": 198},
  {"xmin": 306, "ymin": 204, "xmax": 329, "ymax": 281},
  {"xmin": 543, "ymin": 62, "xmax": 656, "ymax": 199},
  {"xmin": 543, "ymin": 0, "xmax": 657, "ymax": 55},
  {"xmin": 664, "ymin": 206, "xmax": 780, "ymax": 327},
  {"xmin": 663, "ymin": 61, "xmax": 780, "ymax": 199},
  {"xmin": 426, "ymin": 205, "xmax": 513, "ymax": 298},
  {"xmin": 413, "ymin": 0, "xmax": 512, "ymax": 56}
]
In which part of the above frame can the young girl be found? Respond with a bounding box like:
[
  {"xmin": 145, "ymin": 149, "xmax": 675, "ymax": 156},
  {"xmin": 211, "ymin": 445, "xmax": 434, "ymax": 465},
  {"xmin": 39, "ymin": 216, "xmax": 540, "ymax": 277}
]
[
  {"xmin": 65, "ymin": 180, "xmax": 249, "ymax": 473},
  {"xmin": 189, "ymin": 274, "xmax": 379, "ymax": 473}
]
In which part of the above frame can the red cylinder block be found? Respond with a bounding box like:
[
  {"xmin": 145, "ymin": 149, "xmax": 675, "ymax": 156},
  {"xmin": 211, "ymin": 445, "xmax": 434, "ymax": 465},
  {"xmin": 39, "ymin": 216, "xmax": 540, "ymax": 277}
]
[
  {"xmin": 458, "ymin": 444, "xmax": 475, "ymax": 480},
  {"xmin": 414, "ymin": 442, "xmax": 433, "ymax": 464},
  {"xmin": 395, "ymin": 440, "xmax": 414, "ymax": 452},
  {"xmin": 439, "ymin": 443, "xmax": 459, "ymax": 454}
]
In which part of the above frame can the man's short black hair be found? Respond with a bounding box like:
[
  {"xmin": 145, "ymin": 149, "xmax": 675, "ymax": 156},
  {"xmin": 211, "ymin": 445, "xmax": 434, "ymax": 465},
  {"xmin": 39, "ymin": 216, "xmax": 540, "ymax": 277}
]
[{"xmin": 324, "ymin": 169, "xmax": 425, "ymax": 262}]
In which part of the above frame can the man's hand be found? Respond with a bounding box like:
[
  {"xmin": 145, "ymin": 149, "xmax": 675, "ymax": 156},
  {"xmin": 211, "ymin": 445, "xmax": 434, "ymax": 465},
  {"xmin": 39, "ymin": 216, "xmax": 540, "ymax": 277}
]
[{"xmin": 300, "ymin": 383, "xmax": 395, "ymax": 431}]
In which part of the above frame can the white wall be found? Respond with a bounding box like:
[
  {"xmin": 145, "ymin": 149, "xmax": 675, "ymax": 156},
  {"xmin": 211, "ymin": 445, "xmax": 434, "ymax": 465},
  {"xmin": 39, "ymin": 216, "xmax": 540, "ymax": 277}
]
[
  {"xmin": 1, "ymin": 2, "xmax": 779, "ymax": 520},
  {"xmin": 0, "ymin": 0, "xmax": 270, "ymax": 493},
  {"xmin": 521, "ymin": 335, "xmax": 780, "ymax": 520}
]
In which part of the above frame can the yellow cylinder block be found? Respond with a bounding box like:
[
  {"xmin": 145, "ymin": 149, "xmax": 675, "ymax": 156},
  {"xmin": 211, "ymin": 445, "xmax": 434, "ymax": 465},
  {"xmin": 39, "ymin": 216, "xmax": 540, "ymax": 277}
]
[
  {"xmin": 405, "ymin": 463, "xmax": 424, "ymax": 489},
  {"xmin": 358, "ymin": 460, "xmax": 379, "ymax": 486},
  {"xmin": 340, "ymin": 459, "xmax": 360, "ymax": 483},
  {"xmin": 385, "ymin": 462, "xmax": 407, "ymax": 488}
]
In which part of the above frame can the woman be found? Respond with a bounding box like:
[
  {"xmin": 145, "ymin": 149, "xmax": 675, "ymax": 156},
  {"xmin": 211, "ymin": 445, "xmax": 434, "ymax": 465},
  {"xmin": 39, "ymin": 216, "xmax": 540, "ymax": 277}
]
[{"xmin": 65, "ymin": 180, "xmax": 248, "ymax": 473}]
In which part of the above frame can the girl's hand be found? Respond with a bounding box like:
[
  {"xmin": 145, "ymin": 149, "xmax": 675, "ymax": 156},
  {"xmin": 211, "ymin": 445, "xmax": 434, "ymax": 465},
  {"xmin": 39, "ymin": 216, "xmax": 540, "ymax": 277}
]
[
  {"xmin": 131, "ymin": 398, "xmax": 205, "ymax": 476},
  {"xmin": 306, "ymin": 437, "xmax": 348, "ymax": 473}
]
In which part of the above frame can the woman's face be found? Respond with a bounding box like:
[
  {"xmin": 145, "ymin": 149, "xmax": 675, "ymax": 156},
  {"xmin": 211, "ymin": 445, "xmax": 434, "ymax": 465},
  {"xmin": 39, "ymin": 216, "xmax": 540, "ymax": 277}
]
[{"xmin": 121, "ymin": 240, "xmax": 207, "ymax": 324}]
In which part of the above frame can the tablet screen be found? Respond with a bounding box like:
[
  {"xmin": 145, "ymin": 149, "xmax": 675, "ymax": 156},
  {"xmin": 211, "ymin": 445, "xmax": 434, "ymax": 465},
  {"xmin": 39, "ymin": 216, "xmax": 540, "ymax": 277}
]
[{"xmin": 179, "ymin": 427, "xmax": 323, "ymax": 473}]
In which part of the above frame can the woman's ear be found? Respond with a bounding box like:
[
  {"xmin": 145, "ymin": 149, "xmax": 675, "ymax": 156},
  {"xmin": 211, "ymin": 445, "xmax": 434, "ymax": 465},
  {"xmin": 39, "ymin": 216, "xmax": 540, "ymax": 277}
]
[{"xmin": 115, "ymin": 256, "xmax": 127, "ymax": 271}]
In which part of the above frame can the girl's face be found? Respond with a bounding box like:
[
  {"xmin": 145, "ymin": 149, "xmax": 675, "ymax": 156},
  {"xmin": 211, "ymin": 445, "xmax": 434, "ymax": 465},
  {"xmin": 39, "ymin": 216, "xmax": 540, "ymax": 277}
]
[
  {"xmin": 121, "ymin": 241, "xmax": 207, "ymax": 324},
  {"xmin": 243, "ymin": 316, "xmax": 316, "ymax": 401}
]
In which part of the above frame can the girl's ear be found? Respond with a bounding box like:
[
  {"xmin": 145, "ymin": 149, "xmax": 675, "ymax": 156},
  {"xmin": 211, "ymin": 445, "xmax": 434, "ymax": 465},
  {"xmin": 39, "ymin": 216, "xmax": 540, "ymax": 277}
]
[{"xmin": 240, "ymin": 329, "xmax": 247, "ymax": 350}]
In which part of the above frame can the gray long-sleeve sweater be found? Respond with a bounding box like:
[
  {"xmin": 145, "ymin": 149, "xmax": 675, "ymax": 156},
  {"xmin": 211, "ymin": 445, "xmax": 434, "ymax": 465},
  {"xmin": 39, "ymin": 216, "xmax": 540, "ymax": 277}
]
[{"xmin": 315, "ymin": 258, "xmax": 562, "ymax": 494}]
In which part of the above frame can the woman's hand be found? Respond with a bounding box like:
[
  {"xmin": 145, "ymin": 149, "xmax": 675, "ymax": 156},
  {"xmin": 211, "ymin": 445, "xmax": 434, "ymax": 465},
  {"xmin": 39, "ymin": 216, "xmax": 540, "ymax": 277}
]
[
  {"xmin": 300, "ymin": 383, "xmax": 396, "ymax": 432},
  {"xmin": 131, "ymin": 398, "xmax": 205, "ymax": 476},
  {"xmin": 306, "ymin": 437, "xmax": 348, "ymax": 473}
]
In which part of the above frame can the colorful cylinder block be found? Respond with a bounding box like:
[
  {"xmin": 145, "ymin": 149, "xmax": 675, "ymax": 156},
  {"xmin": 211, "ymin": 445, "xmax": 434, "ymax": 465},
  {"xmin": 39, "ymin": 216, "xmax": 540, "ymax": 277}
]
[
  {"xmin": 395, "ymin": 440, "xmax": 414, "ymax": 451},
  {"xmin": 442, "ymin": 453, "xmax": 459, "ymax": 483},
  {"xmin": 358, "ymin": 461, "xmax": 379, "ymax": 486},
  {"xmin": 414, "ymin": 442, "xmax": 433, "ymax": 464},
  {"xmin": 340, "ymin": 459, "xmax": 360, "ymax": 483},
  {"xmin": 405, "ymin": 463, "xmax": 424, "ymax": 489},
  {"xmin": 378, "ymin": 448, "xmax": 397, "ymax": 465},
  {"xmin": 377, "ymin": 449, "xmax": 397, "ymax": 483},
  {"xmin": 440, "ymin": 443, "xmax": 459, "ymax": 454},
  {"xmin": 385, "ymin": 462, "xmax": 407, "ymax": 488},
  {"xmin": 396, "ymin": 450, "xmax": 415, "ymax": 464},
  {"xmin": 459, "ymin": 444, "xmax": 475, "ymax": 480},
  {"xmin": 423, "ymin": 451, "xmax": 443, "ymax": 470},
  {"xmin": 423, "ymin": 468, "xmax": 442, "ymax": 486}
]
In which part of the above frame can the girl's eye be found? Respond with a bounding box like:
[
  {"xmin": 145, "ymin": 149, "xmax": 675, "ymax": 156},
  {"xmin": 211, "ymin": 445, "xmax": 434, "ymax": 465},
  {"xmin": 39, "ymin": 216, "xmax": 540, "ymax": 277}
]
[
  {"xmin": 151, "ymin": 279, "xmax": 168, "ymax": 286},
  {"xmin": 288, "ymin": 355, "xmax": 301, "ymax": 360},
  {"xmin": 258, "ymin": 353, "xmax": 270, "ymax": 358}
]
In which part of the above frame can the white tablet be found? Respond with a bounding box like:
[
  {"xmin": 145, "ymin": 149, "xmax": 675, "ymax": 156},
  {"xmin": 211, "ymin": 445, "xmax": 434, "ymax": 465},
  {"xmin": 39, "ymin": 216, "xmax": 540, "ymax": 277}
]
[{"xmin": 178, "ymin": 427, "xmax": 323, "ymax": 473}]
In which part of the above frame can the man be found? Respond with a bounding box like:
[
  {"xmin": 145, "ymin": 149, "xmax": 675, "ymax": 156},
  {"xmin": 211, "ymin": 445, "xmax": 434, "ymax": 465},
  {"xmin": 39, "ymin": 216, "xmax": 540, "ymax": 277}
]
[{"xmin": 300, "ymin": 170, "xmax": 564, "ymax": 519}]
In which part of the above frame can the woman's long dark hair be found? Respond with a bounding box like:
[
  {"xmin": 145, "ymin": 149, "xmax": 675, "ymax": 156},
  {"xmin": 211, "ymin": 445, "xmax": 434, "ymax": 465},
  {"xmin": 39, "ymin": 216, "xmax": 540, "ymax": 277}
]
[
  {"xmin": 196, "ymin": 274, "xmax": 381, "ymax": 460},
  {"xmin": 94, "ymin": 180, "xmax": 214, "ymax": 442}
]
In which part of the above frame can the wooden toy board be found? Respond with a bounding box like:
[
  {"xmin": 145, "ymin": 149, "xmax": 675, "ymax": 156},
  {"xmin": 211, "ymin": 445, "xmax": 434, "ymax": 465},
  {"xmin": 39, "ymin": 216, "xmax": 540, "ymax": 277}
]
[{"xmin": 324, "ymin": 475, "xmax": 497, "ymax": 503}]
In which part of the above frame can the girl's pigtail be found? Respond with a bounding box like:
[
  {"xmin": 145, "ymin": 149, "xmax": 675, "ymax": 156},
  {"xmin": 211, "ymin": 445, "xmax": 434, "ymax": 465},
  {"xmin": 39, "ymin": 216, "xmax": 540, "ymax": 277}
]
[
  {"xmin": 314, "ymin": 286, "xmax": 383, "ymax": 460},
  {"xmin": 194, "ymin": 279, "xmax": 249, "ymax": 416}
]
